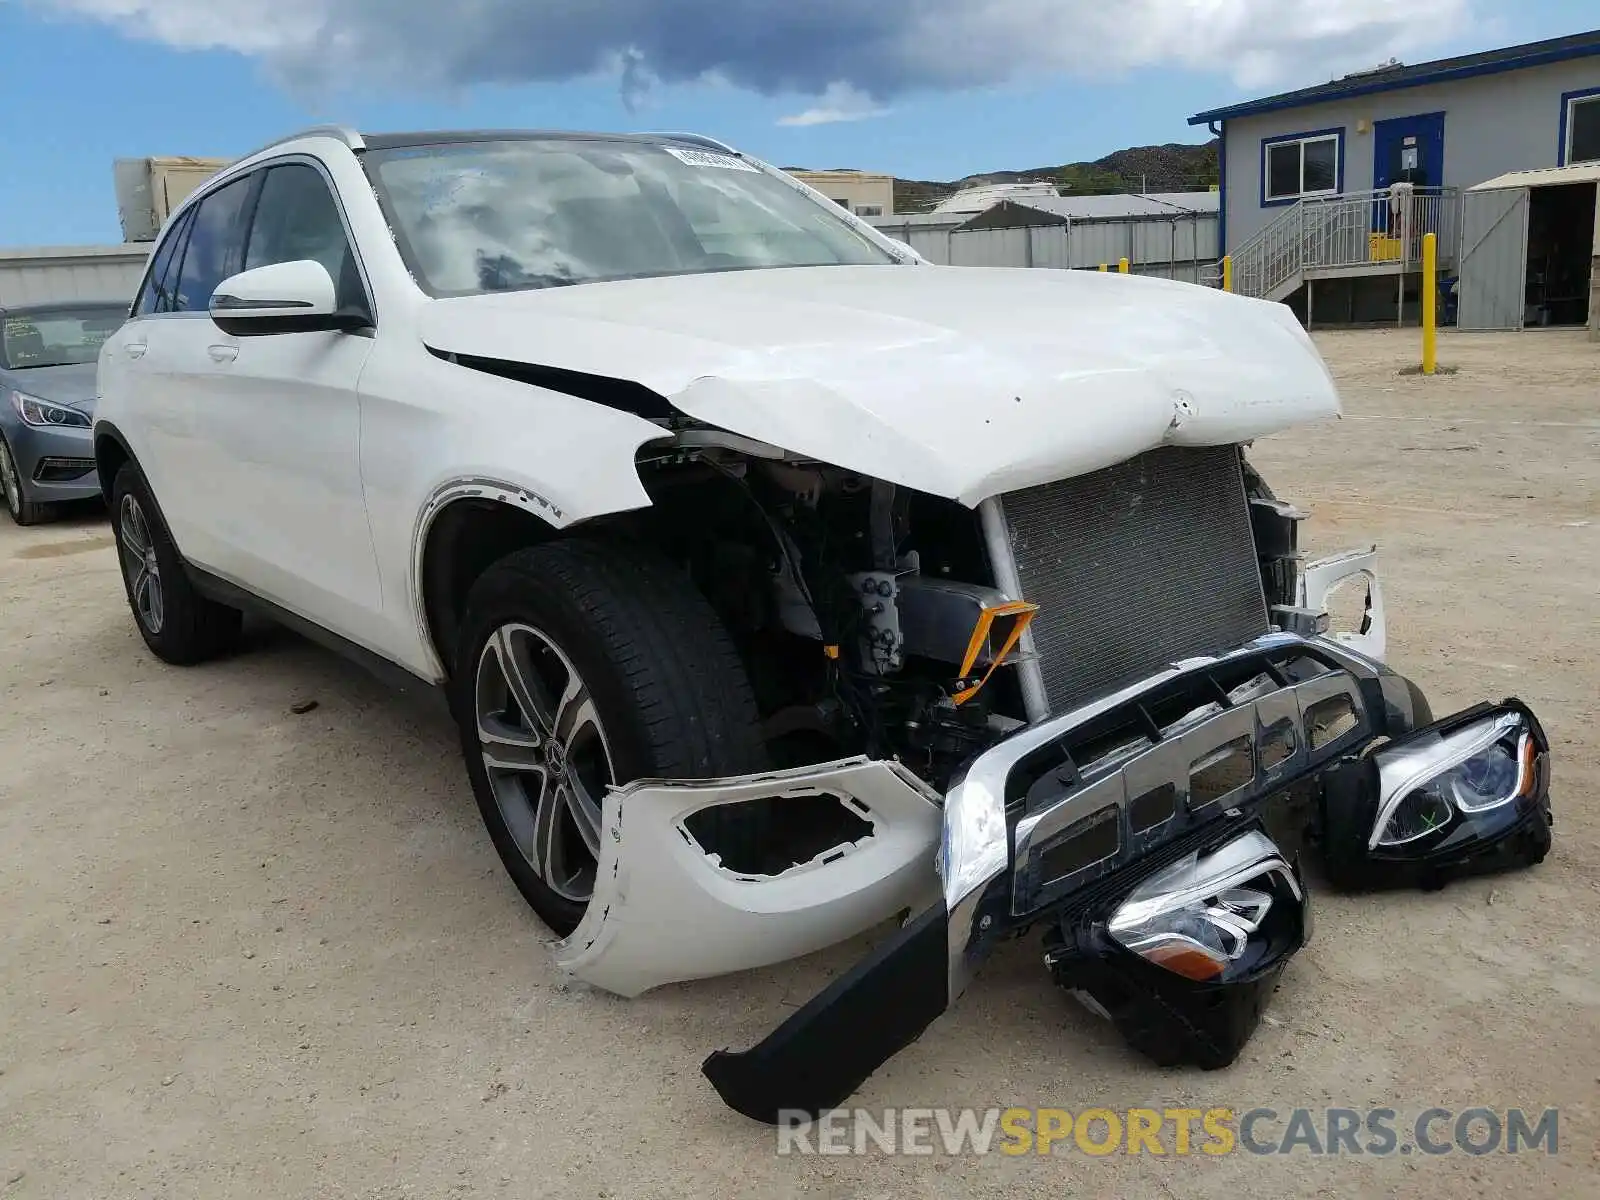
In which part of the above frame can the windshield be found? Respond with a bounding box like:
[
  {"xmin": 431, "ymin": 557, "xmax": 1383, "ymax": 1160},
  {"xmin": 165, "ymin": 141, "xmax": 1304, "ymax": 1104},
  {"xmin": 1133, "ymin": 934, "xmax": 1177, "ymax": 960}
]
[
  {"xmin": 1, "ymin": 306, "xmax": 126, "ymax": 369},
  {"xmin": 364, "ymin": 137, "xmax": 898, "ymax": 296}
]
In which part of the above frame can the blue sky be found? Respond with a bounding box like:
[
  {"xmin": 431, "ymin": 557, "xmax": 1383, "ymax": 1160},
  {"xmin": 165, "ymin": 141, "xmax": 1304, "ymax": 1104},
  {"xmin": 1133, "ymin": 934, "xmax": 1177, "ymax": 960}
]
[{"xmin": 1, "ymin": 0, "xmax": 1595, "ymax": 246}]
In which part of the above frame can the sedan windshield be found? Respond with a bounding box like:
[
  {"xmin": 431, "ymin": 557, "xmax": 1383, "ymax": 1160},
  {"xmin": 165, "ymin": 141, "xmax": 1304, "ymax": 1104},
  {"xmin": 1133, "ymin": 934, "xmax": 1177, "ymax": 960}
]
[
  {"xmin": 364, "ymin": 137, "xmax": 898, "ymax": 296},
  {"xmin": 1, "ymin": 306, "xmax": 126, "ymax": 369}
]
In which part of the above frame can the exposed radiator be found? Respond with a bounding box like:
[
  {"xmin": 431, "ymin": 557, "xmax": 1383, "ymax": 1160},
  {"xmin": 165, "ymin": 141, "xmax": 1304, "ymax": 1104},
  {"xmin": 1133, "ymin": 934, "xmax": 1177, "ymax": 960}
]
[{"xmin": 997, "ymin": 446, "xmax": 1269, "ymax": 715}]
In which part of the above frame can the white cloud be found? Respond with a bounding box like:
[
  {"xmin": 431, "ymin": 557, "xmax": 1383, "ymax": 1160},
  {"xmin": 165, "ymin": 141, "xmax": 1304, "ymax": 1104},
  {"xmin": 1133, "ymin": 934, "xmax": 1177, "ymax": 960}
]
[
  {"xmin": 34, "ymin": 0, "xmax": 1475, "ymax": 102},
  {"xmin": 777, "ymin": 83, "xmax": 886, "ymax": 127}
]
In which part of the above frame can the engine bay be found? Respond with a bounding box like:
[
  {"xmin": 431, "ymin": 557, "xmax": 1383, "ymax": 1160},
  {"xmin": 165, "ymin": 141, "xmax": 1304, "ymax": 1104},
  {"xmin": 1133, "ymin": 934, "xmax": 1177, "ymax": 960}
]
[{"xmin": 629, "ymin": 431, "xmax": 1305, "ymax": 799}]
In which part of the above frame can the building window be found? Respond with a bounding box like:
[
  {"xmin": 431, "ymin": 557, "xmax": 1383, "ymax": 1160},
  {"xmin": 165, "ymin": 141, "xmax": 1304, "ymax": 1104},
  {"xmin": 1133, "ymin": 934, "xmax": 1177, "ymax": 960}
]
[
  {"xmin": 1261, "ymin": 130, "xmax": 1342, "ymax": 204},
  {"xmin": 1562, "ymin": 89, "xmax": 1600, "ymax": 165},
  {"xmin": 854, "ymin": 204, "xmax": 884, "ymax": 217},
  {"xmin": 834, "ymin": 197, "xmax": 851, "ymax": 208}
]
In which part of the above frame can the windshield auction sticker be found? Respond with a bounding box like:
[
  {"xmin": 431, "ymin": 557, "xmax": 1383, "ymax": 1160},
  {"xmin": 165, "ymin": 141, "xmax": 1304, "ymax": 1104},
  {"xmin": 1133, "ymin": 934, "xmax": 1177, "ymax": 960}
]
[{"xmin": 661, "ymin": 146, "xmax": 759, "ymax": 172}]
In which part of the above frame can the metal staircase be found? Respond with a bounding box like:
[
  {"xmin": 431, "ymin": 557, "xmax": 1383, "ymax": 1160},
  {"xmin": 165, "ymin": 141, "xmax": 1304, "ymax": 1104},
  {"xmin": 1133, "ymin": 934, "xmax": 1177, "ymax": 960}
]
[{"xmin": 1229, "ymin": 187, "xmax": 1460, "ymax": 302}]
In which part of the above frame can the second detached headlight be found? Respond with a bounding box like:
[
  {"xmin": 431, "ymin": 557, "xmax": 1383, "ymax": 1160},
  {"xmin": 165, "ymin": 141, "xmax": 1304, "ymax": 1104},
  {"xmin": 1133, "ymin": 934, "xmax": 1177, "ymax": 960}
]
[
  {"xmin": 1321, "ymin": 698, "xmax": 1552, "ymax": 890},
  {"xmin": 1046, "ymin": 828, "xmax": 1310, "ymax": 1070},
  {"xmin": 11, "ymin": 391, "xmax": 91, "ymax": 429}
]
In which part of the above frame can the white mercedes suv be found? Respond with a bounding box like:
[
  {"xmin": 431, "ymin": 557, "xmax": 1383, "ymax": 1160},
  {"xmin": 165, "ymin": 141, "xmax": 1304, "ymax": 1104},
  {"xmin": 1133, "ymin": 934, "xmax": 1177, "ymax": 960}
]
[{"xmin": 94, "ymin": 126, "xmax": 1553, "ymax": 1122}]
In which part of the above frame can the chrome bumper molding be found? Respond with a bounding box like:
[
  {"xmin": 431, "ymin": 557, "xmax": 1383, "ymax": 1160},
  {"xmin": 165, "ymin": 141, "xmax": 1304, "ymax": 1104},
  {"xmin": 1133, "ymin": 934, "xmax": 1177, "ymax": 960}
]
[{"xmin": 940, "ymin": 631, "xmax": 1390, "ymax": 1000}]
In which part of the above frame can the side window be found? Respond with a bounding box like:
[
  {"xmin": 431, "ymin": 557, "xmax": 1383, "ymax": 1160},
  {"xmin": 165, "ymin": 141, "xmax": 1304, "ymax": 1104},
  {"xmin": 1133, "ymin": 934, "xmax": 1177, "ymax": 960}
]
[
  {"xmin": 245, "ymin": 163, "xmax": 369, "ymax": 315},
  {"xmin": 172, "ymin": 175, "xmax": 255, "ymax": 313},
  {"xmin": 133, "ymin": 207, "xmax": 194, "ymax": 317}
]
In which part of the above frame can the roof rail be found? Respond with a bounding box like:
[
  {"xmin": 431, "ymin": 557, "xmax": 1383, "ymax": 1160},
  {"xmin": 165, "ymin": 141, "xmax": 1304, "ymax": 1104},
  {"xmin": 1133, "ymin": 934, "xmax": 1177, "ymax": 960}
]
[
  {"xmin": 236, "ymin": 125, "xmax": 366, "ymax": 162},
  {"xmin": 634, "ymin": 131, "xmax": 739, "ymax": 154}
]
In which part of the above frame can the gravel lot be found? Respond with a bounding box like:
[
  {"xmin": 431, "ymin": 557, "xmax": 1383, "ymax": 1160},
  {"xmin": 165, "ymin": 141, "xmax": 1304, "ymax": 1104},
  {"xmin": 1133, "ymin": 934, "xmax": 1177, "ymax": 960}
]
[{"xmin": 2, "ymin": 328, "xmax": 1596, "ymax": 1199}]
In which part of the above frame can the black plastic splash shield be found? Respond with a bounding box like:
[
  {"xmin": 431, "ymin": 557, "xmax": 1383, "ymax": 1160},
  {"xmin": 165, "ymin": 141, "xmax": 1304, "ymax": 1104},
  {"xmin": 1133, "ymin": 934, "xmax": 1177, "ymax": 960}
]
[{"xmin": 702, "ymin": 904, "xmax": 950, "ymax": 1125}]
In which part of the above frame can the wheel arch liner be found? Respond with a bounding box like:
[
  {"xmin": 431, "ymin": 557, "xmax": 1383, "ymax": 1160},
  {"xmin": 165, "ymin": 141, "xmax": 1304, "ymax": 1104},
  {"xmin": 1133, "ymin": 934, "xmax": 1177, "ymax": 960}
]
[
  {"xmin": 91, "ymin": 420, "xmax": 138, "ymax": 505},
  {"xmin": 551, "ymin": 757, "xmax": 943, "ymax": 998}
]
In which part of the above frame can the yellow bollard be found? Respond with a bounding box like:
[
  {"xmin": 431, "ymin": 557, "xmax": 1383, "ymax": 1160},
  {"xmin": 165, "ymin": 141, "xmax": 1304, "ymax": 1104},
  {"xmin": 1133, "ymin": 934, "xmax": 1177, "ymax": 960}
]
[
  {"xmin": 1118, "ymin": 257, "xmax": 1130, "ymax": 274},
  {"xmin": 1421, "ymin": 232, "xmax": 1437, "ymax": 376},
  {"xmin": 1222, "ymin": 255, "xmax": 1233, "ymax": 293},
  {"xmin": 1098, "ymin": 263, "xmax": 1107, "ymax": 272}
]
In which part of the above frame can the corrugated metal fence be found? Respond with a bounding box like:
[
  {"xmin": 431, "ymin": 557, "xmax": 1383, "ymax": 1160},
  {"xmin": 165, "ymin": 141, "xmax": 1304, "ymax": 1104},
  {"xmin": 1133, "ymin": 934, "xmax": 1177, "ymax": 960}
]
[
  {"xmin": 0, "ymin": 245, "xmax": 150, "ymax": 308},
  {"xmin": 872, "ymin": 214, "xmax": 1219, "ymax": 283}
]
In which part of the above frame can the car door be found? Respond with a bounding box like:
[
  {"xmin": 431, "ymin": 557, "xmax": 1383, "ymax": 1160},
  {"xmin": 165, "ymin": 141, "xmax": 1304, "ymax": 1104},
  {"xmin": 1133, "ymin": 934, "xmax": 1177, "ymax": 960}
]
[
  {"xmin": 150, "ymin": 172, "xmax": 262, "ymax": 564},
  {"xmin": 186, "ymin": 158, "xmax": 384, "ymax": 643},
  {"xmin": 98, "ymin": 203, "xmax": 202, "ymax": 546}
]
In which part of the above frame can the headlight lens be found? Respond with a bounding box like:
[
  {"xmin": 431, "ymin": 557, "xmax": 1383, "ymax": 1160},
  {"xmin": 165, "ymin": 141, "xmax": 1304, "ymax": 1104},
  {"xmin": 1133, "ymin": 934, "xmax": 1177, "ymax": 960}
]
[
  {"xmin": 1108, "ymin": 830, "xmax": 1302, "ymax": 982},
  {"xmin": 1371, "ymin": 711, "xmax": 1536, "ymax": 848},
  {"xmin": 1320, "ymin": 696, "xmax": 1552, "ymax": 891},
  {"xmin": 11, "ymin": 391, "xmax": 91, "ymax": 429},
  {"xmin": 1048, "ymin": 826, "xmax": 1309, "ymax": 1070}
]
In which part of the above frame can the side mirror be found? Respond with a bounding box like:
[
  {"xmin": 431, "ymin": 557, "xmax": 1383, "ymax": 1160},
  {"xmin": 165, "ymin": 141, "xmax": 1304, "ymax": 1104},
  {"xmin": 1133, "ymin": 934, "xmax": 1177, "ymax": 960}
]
[{"xmin": 210, "ymin": 260, "xmax": 370, "ymax": 337}]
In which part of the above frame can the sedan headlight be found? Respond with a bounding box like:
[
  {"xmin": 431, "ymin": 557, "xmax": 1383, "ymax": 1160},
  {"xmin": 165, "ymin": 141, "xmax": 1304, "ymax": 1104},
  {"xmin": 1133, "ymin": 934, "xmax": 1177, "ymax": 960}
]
[
  {"xmin": 11, "ymin": 390, "xmax": 91, "ymax": 429},
  {"xmin": 1321, "ymin": 699, "xmax": 1552, "ymax": 890}
]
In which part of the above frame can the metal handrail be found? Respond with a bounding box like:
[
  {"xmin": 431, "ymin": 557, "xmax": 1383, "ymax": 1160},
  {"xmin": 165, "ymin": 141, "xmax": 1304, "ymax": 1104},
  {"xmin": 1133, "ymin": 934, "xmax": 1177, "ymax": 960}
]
[{"xmin": 1226, "ymin": 187, "xmax": 1460, "ymax": 300}]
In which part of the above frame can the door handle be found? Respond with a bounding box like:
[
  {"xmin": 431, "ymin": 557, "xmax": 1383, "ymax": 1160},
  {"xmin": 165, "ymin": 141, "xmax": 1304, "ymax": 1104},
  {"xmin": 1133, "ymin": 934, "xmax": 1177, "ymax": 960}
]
[
  {"xmin": 124, "ymin": 341, "xmax": 148, "ymax": 359},
  {"xmin": 207, "ymin": 344, "xmax": 239, "ymax": 364}
]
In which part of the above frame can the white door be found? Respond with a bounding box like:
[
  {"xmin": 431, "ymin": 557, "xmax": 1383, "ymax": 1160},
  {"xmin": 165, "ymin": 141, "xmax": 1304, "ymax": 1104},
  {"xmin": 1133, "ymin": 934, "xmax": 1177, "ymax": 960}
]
[
  {"xmin": 99, "ymin": 205, "xmax": 194, "ymax": 525},
  {"xmin": 186, "ymin": 160, "xmax": 384, "ymax": 643},
  {"xmin": 148, "ymin": 172, "xmax": 261, "ymax": 563},
  {"xmin": 98, "ymin": 176, "xmax": 261, "ymax": 562}
]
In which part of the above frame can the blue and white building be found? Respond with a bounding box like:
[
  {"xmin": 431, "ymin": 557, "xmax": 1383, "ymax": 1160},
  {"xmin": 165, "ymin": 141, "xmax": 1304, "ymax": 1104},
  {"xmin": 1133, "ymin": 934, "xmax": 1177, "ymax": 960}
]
[{"xmin": 1190, "ymin": 29, "xmax": 1600, "ymax": 331}]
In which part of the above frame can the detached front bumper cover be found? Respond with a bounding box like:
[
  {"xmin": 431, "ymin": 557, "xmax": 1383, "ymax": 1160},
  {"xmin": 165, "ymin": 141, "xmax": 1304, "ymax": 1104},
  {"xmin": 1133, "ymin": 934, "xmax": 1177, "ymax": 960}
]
[{"xmin": 702, "ymin": 635, "xmax": 1554, "ymax": 1124}]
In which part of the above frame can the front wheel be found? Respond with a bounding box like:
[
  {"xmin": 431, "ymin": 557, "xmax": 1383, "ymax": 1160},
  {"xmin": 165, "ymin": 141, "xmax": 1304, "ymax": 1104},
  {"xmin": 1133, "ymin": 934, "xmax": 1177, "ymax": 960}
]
[
  {"xmin": 451, "ymin": 539, "xmax": 767, "ymax": 935},
  {"xmin": 0, "ymin": 436, "xmax": 49, "ymax": 526}
]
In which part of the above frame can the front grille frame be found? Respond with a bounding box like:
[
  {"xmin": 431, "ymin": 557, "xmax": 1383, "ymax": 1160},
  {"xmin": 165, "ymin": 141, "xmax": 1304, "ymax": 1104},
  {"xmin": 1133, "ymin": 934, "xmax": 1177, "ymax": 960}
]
[{"xmin": 988, "ymin": 446, "xmax": 1271, "ymax": 719}]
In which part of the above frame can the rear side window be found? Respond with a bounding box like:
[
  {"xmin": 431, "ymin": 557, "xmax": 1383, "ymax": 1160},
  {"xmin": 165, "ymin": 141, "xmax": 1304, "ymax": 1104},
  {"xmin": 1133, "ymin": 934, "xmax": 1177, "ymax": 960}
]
[
  {"xmin": 172, "ymin": 175, "xmax": 255, "ymax": 313},
  {"xmin": 133, "ymin": 207, "xmax": 194, "ymax": 317},
  {"xmin": 245, "ymin": 163, "xmax": 370, "ymax": 316}
]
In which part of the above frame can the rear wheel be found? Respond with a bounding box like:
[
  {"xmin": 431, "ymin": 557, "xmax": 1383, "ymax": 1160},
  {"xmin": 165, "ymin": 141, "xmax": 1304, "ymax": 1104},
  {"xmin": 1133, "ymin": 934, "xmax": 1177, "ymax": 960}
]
[
  {"xmin": 0, "ymin": 436, "xmax": 49, "ymax": 526},
  {"xmin": 452, "ymin": 539, "xmax": 767, "ymax": 935},
  {"xmin": 111, "ymin": 463, "xmax": 242, "ymax": 664}
]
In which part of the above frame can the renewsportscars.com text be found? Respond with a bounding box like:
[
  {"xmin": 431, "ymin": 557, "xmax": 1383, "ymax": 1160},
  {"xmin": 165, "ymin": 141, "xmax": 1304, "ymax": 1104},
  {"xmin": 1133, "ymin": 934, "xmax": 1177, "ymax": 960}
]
[{"xmin": 776, "ymin": 1106, "xmax": 1560, "ymax": 1157}]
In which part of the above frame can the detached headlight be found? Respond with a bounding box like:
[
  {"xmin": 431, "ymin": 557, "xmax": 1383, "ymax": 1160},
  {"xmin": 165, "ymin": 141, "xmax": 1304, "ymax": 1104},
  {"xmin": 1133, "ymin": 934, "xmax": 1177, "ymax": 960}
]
[
  {"xmin": 1373, "ymin": 711, "xmax": 1534, "ymax": 845},
  {"xmin": 1047, "ymin": 827, "xmax": 1309, "ymax": 1070},
  {"xmin": 1108, "ymin": 832, "xmax": 1300, "ymax": 983},
  {"xmin": 11, "ymin": 391, "xmax": 91, "ymax": 429},
  {"xmin": 1321, "ymin": 698, "xmax": 1552, "ymax": 890}
]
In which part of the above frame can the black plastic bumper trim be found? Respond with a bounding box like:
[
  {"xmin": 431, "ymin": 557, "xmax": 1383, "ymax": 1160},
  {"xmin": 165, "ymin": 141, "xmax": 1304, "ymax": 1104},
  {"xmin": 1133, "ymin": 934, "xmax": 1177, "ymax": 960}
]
[{"xmin": 702, "ymin": 904, "xmax": 950, "ymax": 1125}]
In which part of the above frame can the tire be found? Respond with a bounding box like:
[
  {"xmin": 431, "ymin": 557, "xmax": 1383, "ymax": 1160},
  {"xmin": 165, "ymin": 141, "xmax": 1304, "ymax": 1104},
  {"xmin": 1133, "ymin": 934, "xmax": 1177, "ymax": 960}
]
[
  {"xmin": 111, "ymin": 462, "xmax": 242, "ymax": 664},
  {"xmin": 452, "ymin": 538, "xmax": 768, "ymax": 935},
  {"xmin": 0, "ymin": 435, "xmax": 50, "ymax": 526}
]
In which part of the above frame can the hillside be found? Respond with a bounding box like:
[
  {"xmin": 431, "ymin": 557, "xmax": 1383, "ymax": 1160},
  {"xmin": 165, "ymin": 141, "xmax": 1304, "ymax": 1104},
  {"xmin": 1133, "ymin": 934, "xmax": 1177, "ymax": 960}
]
[{"xmin": 889, "ymin": 140, "xmax": 1219, "ymax": 213}]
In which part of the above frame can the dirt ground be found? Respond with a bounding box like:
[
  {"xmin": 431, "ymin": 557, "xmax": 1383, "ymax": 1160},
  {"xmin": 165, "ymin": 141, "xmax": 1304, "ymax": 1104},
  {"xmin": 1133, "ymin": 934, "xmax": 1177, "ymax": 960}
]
[{"xmin": 2, "ymin": 328, "xmax": 1596, "ymax": 1199}]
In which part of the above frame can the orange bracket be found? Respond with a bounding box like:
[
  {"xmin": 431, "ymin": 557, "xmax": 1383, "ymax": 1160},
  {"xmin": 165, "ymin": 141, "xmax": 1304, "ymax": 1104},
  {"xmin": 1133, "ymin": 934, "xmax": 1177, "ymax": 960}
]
[{"xmin": 952, "ymin": 600, "xmax": 1040, "ymax": 706}]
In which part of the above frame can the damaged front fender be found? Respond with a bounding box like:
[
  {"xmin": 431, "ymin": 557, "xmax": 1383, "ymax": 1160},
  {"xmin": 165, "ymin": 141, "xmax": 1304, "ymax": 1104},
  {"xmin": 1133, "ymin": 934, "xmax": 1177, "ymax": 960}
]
[
  {"xmin": 1301, "ymin": 546, "xmax": 1386, "ymax": 661},
  {"xmin": 553, "ymin": 758, "xmax": 943, "ymax": 998}
]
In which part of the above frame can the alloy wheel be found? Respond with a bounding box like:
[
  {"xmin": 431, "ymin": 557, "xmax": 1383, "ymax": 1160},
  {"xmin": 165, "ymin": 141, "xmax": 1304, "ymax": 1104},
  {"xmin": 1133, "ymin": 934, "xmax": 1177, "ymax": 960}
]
[
  {"xmin": 475, "ymin": 623, "xmax": 615, "ymax": 903},
  {"xmin": 117, "ymin": 493, "xmax": 165, "ymax": 634}
]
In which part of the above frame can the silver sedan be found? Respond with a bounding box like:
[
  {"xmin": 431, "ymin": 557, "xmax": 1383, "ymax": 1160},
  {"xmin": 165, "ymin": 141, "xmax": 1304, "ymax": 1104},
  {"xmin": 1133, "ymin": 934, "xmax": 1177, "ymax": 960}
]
[{"xmin": 0, "ymin": 301, "xmax": 127, "ymax": 525}]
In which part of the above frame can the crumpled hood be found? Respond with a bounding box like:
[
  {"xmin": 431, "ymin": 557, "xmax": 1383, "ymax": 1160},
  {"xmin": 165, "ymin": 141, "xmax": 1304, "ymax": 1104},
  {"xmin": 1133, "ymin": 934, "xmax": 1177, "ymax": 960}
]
[
  {"xmin": 2, "ymin": 362, "xmax": 98, "ymax": 412},
  {"xmin": 420, "ymin": 265, "xmax": 1341, "ymax": 505}
]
